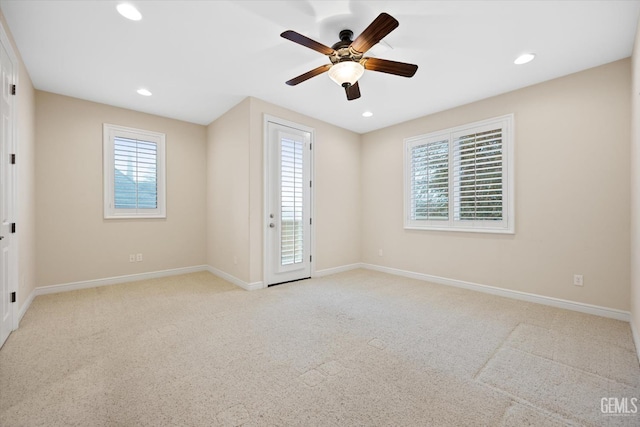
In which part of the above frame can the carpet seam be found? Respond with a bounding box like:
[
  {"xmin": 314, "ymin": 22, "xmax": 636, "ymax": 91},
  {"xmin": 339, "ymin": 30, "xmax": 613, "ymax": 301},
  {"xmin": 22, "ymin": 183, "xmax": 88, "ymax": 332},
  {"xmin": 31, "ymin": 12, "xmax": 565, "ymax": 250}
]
[
  {"xmin": 474, "ymin": 327, "xmax": 634, "ymax": 426},
  {"xmin": 472, "ymin": 322, "xmax": 521, "ymax": 381},
  {"xmin": 502, "ymin": 345, "xmax": 638, "ymax": 389},
  {"xmin": 517, "ymin": 321, "xmax": 638, "ymax": 356},
  {"xmin": 477, "ymin": 321, "xmax": 638, "ymax": 388},
  {"xmin": 477, "ymin": 381, "xmax": 587, "ymax": 427}
]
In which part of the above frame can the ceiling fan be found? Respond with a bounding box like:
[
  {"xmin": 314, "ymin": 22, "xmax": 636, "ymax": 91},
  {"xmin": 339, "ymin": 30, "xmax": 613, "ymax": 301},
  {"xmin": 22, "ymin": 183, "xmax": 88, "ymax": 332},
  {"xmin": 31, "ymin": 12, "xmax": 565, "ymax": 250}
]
[{"xmin": 281, "ymin": 13, "xmax": 418, "ymax": 101}]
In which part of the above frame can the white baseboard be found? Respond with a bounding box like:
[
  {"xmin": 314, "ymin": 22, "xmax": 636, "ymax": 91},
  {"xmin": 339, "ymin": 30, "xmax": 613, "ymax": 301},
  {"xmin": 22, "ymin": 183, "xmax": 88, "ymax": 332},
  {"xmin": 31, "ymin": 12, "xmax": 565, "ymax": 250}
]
[
  {"xmin": 17, "ymin": 262, "xmax": 634, "ymax": 340},
  {"xmin": 29, "ymin": 264, "xmax": 261, "ymax": 302},
  {"xmin": 631, "ymin": 318, "xmax": 640, "ymax": 364},
  {"xmin": 361, "ymin": 263, "xmax": 631, "ymax": 322},
  {"xmin": 17, "ymin": 289, "xmax": 36, "ymax": 325},
  {"xmin": 17, "ymin": 265, "xmax": 260, "ymax": 323},
  {"xmin": 206, "ymin": 266, "xmax": 263, "ymax": 291},
  {"xmin": 314, "ymin": 263, "xmax": 363, "ymax": 277},
  {"xmin": 34, "ymin": 265, "xmax": 210, "ymax": 296}
]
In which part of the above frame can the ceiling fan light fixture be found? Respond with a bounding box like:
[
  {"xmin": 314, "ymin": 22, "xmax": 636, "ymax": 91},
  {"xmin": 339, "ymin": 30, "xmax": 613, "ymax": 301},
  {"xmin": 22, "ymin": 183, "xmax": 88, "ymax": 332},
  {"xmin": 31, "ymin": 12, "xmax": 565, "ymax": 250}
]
[
  {"xmin": 514, "ymin": 53, "xmax": 535, "ymax": 65},
  {"xmin": 117, "ymin": 3, "xmax": 142, "ymax": 21},
  {"xmin": 328, "ymin": 61, "xmax": 365, "ymax": 87}
]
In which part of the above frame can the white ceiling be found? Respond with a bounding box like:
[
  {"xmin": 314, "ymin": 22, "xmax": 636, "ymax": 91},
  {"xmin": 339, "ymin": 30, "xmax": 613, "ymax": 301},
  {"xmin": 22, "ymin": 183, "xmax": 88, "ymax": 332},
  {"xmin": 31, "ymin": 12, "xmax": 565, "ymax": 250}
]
[{"xmin": 2, "ymin": 1, "xmax": 639, "ymax": 134}]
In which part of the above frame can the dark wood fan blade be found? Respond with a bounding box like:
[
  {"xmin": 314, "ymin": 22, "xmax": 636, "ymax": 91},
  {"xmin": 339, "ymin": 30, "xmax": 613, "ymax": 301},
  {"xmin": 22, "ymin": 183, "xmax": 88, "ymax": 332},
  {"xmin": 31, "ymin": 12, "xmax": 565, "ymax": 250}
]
[
  {"xmin": 345, "ymin": 82, "xmax": 361, "ymax": 101},
  {"xmin": 363, "ymin": 57, "xmax": 418, "ymax": 77},
  {"xmin": 281, "ymin": 30, "xmax": 335, "ymax": 55},
  {"xmin": 286, "ymin": 64, "xmax": 332, "ymax": 86},
  {"xmin": 350, "ymin": 13, "xmax": 399, "ymax": 54}
]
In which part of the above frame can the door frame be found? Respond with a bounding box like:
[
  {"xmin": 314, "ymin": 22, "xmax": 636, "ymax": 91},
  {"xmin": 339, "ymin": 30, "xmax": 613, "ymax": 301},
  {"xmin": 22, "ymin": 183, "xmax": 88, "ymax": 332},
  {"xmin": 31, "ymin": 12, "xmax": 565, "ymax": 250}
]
[
  {"xmin": 0, "ymin": 22, "xmax": 19, "ymax": 334},
  {"xmin": 263, "ymin": 114, "xmax": 315, "ymax": 288}
]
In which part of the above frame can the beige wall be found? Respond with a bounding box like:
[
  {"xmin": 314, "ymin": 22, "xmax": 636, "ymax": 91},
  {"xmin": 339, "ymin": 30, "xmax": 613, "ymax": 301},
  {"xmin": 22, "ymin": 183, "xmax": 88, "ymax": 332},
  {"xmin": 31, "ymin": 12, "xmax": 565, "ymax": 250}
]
[
  {"xmin": 33, "ymin": 90, "xmax": 361, "ymax": 288},
  {"xmin": 206, "ymin": 98, "xmax": 251, "ymax": 282},
  {"xmin": 248, "ymin": 98, "xmax": 362, "ymax": 282},
  {"xmin": 362, "ymin": 59, "xmax": 631, "ymax": 311},
  {"xmin": 631, "ymin": 19, "xmax": 640, "ymax": 342},
  {"xmin": 35, "ymin": 92, "xmax": 207, "ymax": 286},
  {"xmin": 206, "ymin": 96, "xmax": 361, "ymax": 285},
  {"xmin": 1, "ymin": 11, "xmax": 36, "ymax": 312}
]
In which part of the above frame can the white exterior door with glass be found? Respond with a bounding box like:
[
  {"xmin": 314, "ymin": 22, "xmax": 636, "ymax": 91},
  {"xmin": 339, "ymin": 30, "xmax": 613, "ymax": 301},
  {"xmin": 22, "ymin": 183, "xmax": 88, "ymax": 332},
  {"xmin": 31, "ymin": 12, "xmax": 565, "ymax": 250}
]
[{"xmin": 265, "ymin": 118, "xmax": 312, "ymax": 286}]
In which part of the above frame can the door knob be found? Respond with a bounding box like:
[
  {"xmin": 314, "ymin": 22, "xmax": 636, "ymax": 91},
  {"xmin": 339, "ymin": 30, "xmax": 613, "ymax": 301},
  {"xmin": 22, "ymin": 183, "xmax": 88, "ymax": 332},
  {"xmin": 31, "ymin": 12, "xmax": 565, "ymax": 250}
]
[{"xmin": 269, "ymin": 223, "xmax": 275, "ymax": 228}]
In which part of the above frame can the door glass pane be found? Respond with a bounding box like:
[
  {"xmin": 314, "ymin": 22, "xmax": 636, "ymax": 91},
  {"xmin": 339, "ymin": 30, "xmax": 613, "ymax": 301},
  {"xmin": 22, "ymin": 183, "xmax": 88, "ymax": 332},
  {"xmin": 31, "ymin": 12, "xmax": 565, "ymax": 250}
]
[{"xmin": 280, "ymin": 137, "xmax": 304, "ymax": 266}]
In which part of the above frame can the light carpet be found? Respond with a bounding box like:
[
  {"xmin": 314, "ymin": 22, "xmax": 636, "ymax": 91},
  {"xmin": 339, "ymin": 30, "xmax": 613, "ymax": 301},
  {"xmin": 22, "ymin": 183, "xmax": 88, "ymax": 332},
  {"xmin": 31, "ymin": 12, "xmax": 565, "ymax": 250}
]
[{"xmin": 1, "ymin": 269, "xmax": 639, "ymax": 426}]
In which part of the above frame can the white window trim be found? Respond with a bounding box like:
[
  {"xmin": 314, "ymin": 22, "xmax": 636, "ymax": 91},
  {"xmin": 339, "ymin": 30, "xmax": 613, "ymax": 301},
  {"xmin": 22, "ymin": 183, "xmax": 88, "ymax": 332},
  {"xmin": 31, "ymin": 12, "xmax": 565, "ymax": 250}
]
[
  {"xmin": 404, "ymin": 114, "xmax": 514, "ymax": 234},
  {"xmin": 103, "ymin": 123, "xmax": 166, "ymax": 219}
]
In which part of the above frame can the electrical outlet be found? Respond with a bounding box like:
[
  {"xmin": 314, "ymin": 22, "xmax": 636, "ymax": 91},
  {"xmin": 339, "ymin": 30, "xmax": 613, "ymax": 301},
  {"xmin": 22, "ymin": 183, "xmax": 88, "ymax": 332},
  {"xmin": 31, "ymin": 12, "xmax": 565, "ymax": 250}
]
[
  {"xmin": 573, "ymin": 274, "xmax": 583, "ymax": 286},
  {"xmin": 129, "ymin": 254, "xmax": 135, "ymax": 263},
  {"xmin": 136, "ymin": 253, "xmax": 143, "ymax": 262},
  {"xmin": 378, "ymin": 249, "xmax": 383, "ymax": 256}
]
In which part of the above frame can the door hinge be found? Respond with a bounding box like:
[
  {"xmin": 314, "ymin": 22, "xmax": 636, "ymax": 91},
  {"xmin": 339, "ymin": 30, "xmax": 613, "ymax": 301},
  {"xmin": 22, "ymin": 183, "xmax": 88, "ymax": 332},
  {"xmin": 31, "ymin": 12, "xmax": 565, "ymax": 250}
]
[
  {"xmin": 10, "ymin": 84, "xmax": 16, "ymax": 96},
  {"xmin": 310, "ymin": 143, "xmax": 312, "ymax": 150},
  {"xmin": 310, "ymin": 180, "xmax": 312, "ymax": 188},
  {"xmin": 11, "ymin": 223, "xmax": 15, "ymax": 233},
  {"xmin": 310, "ymin": 255, "xmax": 312, "ymax": 262},
  {"xmin": 310, "ymin": 218, "xmax": 312, "ymax": 225},
  {"xmin": 10, "ymin": 292, "xmax": 16, "ymax": 303},
  {"xmin": 10, "ymin": 154, "xmax": 15, "ymax": 164}
]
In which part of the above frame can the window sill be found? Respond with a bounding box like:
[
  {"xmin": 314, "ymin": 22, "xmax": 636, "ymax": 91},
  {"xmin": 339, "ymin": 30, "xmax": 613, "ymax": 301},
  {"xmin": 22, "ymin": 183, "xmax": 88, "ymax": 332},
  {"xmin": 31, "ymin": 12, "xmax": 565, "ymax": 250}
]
[
  {"xmin": 104, "ymin": 214, "xmax": 166, "ymax": 220},
  {"xmin": 404, "ymin": 225, "xmax": 514, "ymax": 235}
]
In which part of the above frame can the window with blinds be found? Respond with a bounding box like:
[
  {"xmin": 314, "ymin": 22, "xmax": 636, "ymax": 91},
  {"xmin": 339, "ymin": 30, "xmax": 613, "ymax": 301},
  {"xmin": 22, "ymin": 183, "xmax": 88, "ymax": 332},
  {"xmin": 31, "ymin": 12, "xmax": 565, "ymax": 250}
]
[
  {"xmin": 280, "ymin": 137, "xmax": 304, "ymax": 266},
  {"xmin": 103, "ymin": 124, "xmax": 166, "ymax": 219},
  {"xmin": 404, "ymin": 114, "xmax": 513, "ymax": 233},
  {"xmin": 409, "ymin": 137, "xmax": 449, "ymax": 221},
  {"xmin": 114, "ymin": 137, "xmax": 158, "ymax": 209},
  {"xmin": 453, "ymin": 128, "xmax": 503, "ymax": 221}
]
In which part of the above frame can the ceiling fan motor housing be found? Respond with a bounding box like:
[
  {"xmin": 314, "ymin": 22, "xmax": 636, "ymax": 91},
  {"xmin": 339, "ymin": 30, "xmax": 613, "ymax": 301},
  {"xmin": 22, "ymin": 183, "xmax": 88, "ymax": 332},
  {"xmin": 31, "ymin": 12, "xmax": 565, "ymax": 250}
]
[{"xmin": 330, "ymin": 29, "xmax": 363, "ymax": 65}]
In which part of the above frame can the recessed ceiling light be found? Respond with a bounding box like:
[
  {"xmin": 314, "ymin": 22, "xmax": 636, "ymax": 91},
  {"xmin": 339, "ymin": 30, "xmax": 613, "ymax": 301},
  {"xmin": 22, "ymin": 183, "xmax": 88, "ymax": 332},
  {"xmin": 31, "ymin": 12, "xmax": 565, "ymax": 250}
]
[
  {"xmin": 514, "ymin": 53, "xmax": 536, "ymax": 65},
  {"xmin": 362, "ymin": 111, "xmax": 373, "ymax": 118},
  {"xmin": 137, "ymin": 88, "xmax": 152, "ymax": 96},
  {"xmin": 117, "ymin": 3, "xmax": 142, "ymax": 21}
]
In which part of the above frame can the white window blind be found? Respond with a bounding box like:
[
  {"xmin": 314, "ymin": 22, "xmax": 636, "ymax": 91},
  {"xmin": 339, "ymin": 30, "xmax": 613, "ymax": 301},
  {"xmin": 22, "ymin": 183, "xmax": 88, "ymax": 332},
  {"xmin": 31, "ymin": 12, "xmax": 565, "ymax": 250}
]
[
  {"xmin": 114, "ymin": 137, "xmax": 158, "ymax": 209},
  {"xmin": 280, "ymin": 137, "xmax": 304, "ymax": 266},
  {"xmin": 404, "ymin": 115, "xmax": 514, "ymax": 233},
  {"xmin": 410, "ymin": 137, "xmax": 449, "ymax": 221},
  {"xmin": 453, "ymin": 127, "xmax": 503, "ymax": 221},
  {"xmin": 103, "ymin": 124, "xmax": 166, "ymax": 219}
]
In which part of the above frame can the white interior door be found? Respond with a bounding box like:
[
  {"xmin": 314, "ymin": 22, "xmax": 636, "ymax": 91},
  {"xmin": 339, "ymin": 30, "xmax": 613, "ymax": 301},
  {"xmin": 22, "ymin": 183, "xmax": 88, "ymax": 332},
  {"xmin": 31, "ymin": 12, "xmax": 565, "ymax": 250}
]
[
  {"xmin": 0, "ymin": 31, "xmax": 15, "ymax": 348},
  {"xmin": 265, "ymin": 119, "xmax": 312, "ymax": 286}
]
